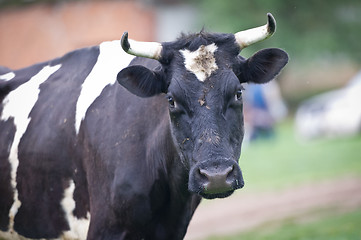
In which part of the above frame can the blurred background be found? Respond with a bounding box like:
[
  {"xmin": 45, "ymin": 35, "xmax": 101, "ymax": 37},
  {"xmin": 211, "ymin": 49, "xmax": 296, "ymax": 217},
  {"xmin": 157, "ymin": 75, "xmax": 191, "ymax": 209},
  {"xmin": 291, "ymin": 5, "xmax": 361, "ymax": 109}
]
[{"xmin": 1, "ymin": 0, "xmax": 361, "ymax": 239}]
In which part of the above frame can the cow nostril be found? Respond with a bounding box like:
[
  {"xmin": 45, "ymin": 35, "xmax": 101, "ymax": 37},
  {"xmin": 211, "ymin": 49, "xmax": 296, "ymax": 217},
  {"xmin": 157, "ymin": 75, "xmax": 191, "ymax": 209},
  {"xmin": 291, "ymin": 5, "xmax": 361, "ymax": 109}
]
[
  {"xmin": 198, "ymin": 168, "xmax": 209, "ymax": 182},
  {"xmin": 228, "ymin": 165, "xmax": 234, "ymax": 174},
  {"xmin": 226, "ymin": 165, "xmax": 235, "ymax": 181}
]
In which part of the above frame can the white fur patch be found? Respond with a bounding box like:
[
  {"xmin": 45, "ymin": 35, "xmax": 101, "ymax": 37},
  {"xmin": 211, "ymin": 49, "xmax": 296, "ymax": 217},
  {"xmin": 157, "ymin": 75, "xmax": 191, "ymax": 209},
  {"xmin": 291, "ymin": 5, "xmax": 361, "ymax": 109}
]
[
  {"xmin": 0, "ymin": 72, "xmax": 15, "ymax": 81},
  {"xmin": 61, "ymin": 180, "xmax": 90, "ymax": 240},
  {"xmin": 180, "ymin": 43, "xmax": 218, "ymax": 82},
  {"xmin": 0, "ymin": 179, "xmax": 90, "ymax": 240},
  {"xmin": 75, "ymin": 40, "xmax": 135, "ymax": 134},
  {"xmin": 0, "ymin": 64, "xmax": 62, "ymax": 235}
]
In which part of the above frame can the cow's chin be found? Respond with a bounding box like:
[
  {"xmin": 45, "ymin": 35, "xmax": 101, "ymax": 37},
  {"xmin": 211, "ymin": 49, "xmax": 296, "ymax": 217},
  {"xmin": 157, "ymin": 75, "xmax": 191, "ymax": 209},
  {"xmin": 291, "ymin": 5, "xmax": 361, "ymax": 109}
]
[{"xmin": 199, "ymin": 190, "xmax": 234, "ymax": 200}]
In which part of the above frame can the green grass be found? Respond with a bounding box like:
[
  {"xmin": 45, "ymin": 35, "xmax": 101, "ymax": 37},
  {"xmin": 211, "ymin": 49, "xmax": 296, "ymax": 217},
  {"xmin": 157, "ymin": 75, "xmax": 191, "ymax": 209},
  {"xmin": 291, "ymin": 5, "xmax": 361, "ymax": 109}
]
[
  {"xmin": 208, "ymin": 207, "xmax": 361, "ymax": 240},
  {"xmin": 203, "ymin": 120, "xmax": 361, "ymax": 240},
  {"xmin": 240, "ymin": 119, "xmax": 361, "ymax": 190}
]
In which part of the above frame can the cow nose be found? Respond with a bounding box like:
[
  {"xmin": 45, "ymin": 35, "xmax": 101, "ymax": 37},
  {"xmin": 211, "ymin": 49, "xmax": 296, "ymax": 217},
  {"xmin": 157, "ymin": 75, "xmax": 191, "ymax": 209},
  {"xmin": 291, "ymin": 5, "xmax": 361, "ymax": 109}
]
[
  {"xmin": 199, "ymin": 166, "xmax": 233, "ymax": 191},
  {"xmin": 197, "ymin": 164, "xmax": 244, "ymax": 194},
  {"xmin": 189, "ymin": 160, "xmax": 244, "ymax": 199}
]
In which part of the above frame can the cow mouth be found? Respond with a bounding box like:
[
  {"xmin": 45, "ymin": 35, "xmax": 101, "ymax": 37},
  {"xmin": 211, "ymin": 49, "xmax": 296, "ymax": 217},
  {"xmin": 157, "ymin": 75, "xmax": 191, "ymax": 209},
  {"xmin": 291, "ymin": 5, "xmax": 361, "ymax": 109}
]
[{"xmin": 199, "ymin": 190, "xmax": 235, "ymax": 199}]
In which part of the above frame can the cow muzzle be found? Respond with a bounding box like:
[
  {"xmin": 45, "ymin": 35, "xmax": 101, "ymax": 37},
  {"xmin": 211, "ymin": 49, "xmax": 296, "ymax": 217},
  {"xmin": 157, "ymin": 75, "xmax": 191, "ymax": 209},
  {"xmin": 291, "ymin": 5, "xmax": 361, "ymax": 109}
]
[{"xmin": 189, "ymin": 159, "xmax": 244, "ymax": 199}]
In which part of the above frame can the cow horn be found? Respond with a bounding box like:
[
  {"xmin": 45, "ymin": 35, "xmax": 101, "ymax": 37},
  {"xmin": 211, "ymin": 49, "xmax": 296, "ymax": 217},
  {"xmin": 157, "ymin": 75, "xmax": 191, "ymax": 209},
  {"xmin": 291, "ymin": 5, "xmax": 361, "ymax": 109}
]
[
  {"xmin": 234, "ymin": 13, "xmax": 276, "ymax": 49},
  {"xmin": 121, "ymin": 32, "xmax": 162, "ymax": 60}
]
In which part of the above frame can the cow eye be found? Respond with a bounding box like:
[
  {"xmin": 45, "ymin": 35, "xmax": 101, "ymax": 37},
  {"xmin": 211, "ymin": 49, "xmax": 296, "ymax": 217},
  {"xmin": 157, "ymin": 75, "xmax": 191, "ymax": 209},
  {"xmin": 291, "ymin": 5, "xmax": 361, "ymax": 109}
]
[
  {"xmin": 167, "ymin": 96, "xmax": 176, "ymax": 108},
  {"xmin": 235, "ymin": 88, "xmax": 243, "ymax": 101}
]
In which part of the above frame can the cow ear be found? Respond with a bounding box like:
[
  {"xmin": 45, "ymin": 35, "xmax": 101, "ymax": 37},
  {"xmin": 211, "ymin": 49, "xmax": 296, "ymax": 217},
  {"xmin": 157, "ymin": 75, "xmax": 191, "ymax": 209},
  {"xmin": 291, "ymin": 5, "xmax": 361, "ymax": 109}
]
[
  {"xmin": 117, "ymin": 65, "xmax": 167, "ymax": 97},
  {"xmin": 241, "ymin": 48, "xmax": 288, "ymax": 84}
]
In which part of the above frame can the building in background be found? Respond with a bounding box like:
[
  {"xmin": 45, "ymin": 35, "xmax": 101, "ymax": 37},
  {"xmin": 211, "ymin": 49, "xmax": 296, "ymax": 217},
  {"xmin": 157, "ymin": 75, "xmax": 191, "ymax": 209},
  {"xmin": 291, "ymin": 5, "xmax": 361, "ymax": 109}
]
[{"xmin": 0, "ymin": 0, "xmax": 199, "ymax": 69}]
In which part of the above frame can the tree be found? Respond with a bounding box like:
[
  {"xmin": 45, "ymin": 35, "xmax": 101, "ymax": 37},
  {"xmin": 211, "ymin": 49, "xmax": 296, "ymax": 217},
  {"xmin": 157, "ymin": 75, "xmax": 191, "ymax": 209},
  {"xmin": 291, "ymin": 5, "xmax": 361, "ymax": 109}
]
[{"xmin": 196, "ymin": 0, "xmax": 361, "ymax": 62}]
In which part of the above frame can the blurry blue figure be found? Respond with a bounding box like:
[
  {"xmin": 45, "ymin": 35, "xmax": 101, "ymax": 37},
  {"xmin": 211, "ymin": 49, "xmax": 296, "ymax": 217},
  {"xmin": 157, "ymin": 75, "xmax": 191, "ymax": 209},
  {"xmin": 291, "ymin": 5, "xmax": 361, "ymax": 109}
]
[{"xmin": 244, "ymin": 81, "xmax": 288, "ymax": 142}]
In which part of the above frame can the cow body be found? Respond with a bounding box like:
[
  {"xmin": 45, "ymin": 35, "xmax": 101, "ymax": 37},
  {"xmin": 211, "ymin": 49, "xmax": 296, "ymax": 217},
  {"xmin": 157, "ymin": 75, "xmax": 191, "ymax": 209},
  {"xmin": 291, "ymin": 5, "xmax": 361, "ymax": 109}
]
[
  {"xmin": 0, "ymin": 41, "xmax": 201, "ymax": 239},
  {"xmin": 1, "ymin": 15, "xmax": 288, "ymax": 240}
]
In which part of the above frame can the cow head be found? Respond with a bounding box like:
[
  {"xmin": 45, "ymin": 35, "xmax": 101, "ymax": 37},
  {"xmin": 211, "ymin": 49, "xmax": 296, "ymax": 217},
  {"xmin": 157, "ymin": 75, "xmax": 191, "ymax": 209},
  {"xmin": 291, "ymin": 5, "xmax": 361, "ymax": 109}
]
[{"xmin": 117, "ymin": 13, "xmax": 288, "ymax": 199}]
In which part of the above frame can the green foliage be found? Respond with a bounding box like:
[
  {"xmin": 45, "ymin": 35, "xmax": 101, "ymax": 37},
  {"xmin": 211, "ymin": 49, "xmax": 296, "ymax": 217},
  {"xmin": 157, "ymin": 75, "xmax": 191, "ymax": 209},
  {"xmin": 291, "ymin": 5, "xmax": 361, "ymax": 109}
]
[
  {"xmin": 208, "ymin": 207, "xmax": 361, "ymax": 240},
  {"xmin": 196, "ymin": 0, "xmax": 361, "ymax": 62},
  {"xmin": 240, "ymin": 120, "xmax": 361, "ymax": 190}
]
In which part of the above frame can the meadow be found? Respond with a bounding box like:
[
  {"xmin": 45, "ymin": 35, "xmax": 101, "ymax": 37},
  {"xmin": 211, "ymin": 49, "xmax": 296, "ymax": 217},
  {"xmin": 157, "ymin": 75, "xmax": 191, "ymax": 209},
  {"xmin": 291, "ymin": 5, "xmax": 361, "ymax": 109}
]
[
  {"xmin": 241, "ymin": 120, "xmax": 361, "ymax": 190},
  {"xmin": 209, "ymin": 207, "xmax": 361, "ymax": 240},
  {"xmin": 207, "ymin": 119, "xmax": 361, "ymax": 240}
]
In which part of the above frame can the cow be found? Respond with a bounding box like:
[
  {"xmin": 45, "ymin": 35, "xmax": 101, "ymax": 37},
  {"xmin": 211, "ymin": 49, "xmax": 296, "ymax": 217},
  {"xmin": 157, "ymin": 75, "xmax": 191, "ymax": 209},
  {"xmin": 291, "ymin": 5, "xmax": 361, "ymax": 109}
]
[{"xmin": 0, "ymin": 13, "xmax": 288, "ymax": 240}]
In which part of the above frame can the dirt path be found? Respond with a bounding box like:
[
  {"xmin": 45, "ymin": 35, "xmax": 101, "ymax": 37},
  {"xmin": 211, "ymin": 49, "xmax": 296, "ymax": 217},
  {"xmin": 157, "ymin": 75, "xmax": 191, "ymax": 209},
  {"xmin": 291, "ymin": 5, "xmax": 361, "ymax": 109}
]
[{"xmin": 185, "ymin": 176, "xmax": 361, "ymax": 240}]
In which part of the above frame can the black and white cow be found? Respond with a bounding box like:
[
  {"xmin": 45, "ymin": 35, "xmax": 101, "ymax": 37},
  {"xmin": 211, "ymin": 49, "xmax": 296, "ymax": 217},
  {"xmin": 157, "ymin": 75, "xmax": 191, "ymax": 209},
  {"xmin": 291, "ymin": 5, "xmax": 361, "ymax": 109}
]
[{"xmin": 0, "ymin": 13, "xmax": 288, "ymax": 239}]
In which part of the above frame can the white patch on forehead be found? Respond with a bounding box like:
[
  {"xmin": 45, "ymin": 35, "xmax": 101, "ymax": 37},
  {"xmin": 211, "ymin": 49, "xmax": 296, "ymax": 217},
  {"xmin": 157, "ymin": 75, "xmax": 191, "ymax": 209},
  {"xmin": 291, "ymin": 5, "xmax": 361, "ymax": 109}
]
[
  {"xmin": 180, "ymin": 43, "xmax": 218, "ymax": 82},
  {"xmin": 0, "ymin": 71, "xmax": 15, "ymax": 81},
  {"xmin": 0, "ymin": 64, "xmax": 61, "ymax": 236},
  {"xmin": 61, "ymin": 180, "xmax": 90, "ymax": 240},
  {"xmin": 75, "ymin": 40, "xmax": 135, "ymax": 134}
]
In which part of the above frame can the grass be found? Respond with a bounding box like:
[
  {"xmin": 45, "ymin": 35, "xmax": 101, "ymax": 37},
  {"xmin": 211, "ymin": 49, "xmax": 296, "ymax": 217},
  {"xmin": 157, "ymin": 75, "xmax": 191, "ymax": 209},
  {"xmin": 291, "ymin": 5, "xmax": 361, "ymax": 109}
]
[
  {"xmin": 207, "ymin": 120, "xmax": 361, "ymax": 240},
  {"xmin": 208, "ymin": 207, "xmax": 361, "ymax": 240},
  {"xmin": 239, "ymin": 119, "xmax": 361, "ymax": 190}
]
